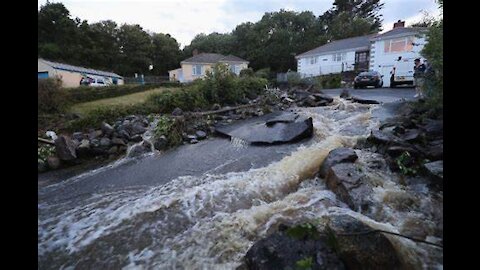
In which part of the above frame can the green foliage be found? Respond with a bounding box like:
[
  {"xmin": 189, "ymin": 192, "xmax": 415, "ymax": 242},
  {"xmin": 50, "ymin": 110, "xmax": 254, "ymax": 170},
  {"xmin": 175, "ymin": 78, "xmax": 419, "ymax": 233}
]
[
  {"xmin": 38, "ymin": 78, "xmax": 70, "ymax": 114},
  {"xmin": 237, "ymin": 76, "xmax": 268, "ymax": 99},
  {"xmin": 38, "ymin": 144, "xmax": 56, "ymax": 163},
  {"xmin": 421, "ymin": 18, "xmax": 443, "ymax": 111},
  {"xmin": 239, "ymin": 68, "xmax": 255, "ymax": 77},
  {"xmin": 201, "ymin": 63, "xmax": 240, "ymax": 105},
  {"xmin": 153, "ymin": 115, "xmax": 184, "ymax": 147},
  {"xmin": 316, "ymin": 74, "xmax": 342, "ymax": 89},
  {"xmin": 395, "ymin": 151, "xmax": 418, "ymax": 176},
  {"xmin": 286, "ymin": 223, "xmax": 320, "ymax": 240},
  {"xmin": 254, "ymin": 68, "xmax": 273, "ymax": 80},
  {"xmin": 287, "ymin": 72, "xmax": 302, "ymax": 86},
  {"xmin": 146, "ymin": 86, "xmax": 208, "ymax": 113},
  {"xmin": 295, "ymin": 257, "xmax": 314, "ymax": 270},
  {"xmin": 324, "ymin": 223, "xmax": 340, "ymax": 254}
]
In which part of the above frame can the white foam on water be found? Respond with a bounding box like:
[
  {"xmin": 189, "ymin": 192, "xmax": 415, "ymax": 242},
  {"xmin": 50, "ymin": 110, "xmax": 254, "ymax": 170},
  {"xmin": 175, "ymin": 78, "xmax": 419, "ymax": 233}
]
[{"xmin": 38, "ymin": 100, "xmax": 441, "ymax": 269}]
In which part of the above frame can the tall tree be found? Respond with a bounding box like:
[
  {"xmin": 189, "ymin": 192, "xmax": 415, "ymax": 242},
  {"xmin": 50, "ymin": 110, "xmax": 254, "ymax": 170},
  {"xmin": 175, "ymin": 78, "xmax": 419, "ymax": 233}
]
[
  {"xmin": 182, "ymin": 32, "xmax": 234, "ymax": 58},
  {"xmin": 151, "ymin": 33, "xmax": 182, "ymax": 75},
  {"xmin": 117, "ymin": 24, "xmax": 153, "ymax": 76},
  {"xmin": 38, "ymin": 2, "xmax": 80, "ymax": 62}
]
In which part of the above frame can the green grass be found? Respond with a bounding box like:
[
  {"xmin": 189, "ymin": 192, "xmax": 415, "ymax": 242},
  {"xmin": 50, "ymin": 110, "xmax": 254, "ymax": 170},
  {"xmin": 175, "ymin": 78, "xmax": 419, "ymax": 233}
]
[{"xmin": 69, "ymin": 87, "xmax": 176, "ymax": 115}]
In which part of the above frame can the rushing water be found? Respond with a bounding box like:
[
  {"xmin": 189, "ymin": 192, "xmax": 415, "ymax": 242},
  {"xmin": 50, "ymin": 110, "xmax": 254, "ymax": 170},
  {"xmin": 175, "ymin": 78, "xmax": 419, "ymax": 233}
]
[{"xmin": 38, "ymin": 98, "xmax": 442, "ymax": 269}]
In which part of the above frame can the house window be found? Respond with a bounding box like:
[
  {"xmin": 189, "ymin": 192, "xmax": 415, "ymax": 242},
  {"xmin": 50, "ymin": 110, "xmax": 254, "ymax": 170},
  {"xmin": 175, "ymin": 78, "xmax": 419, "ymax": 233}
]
[
  {"xmin": 355, "ymin": 52, "xmax": 368, "ymax": 63},
  {"xmin": 332, "ymin": 53, "xmax": 345, "ymax": 62},
  {"xmin": 384, "ymin": 37, "xmax": 414, "ymax": 53},
  {"xmin": 193, "ymin": 65, "xmax": 202, "ymax": 75},
  {"xmin": 310, "ymin": 57, "xmax": 317, "ymax": 65},
  {"xmin": 229, "ymin": 64, "xmax": 238, "ymax": 74}
]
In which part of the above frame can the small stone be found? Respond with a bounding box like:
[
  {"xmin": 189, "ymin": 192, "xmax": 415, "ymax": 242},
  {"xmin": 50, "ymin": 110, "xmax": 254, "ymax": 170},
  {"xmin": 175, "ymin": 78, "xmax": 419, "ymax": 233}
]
[
  {"xmin": 190, "ymin": 139, "xmax": 199, "ymax": 144},
  {"xmin": 130, "ymin": 135, "xmax": 143, "ymax": 142},
  {"xmin": 54, "ymin": 135, "xmax": 77, "ymax": 161},
  {"xmin": 172, "ymin": 107, "xmax": 184, "ymax": 116},
  {"xmin": 107, "ymin": 146, "xmax": 118, "ymax": 154},
  {"xmin": 195, "ymin": 130, "xmax": 207, "ymax": 140},
  {"xmin": 187, "ymin": 134, "xmax": 197, "ymax": 140},
  {"xmin": 111, "ymin": 137, "xmax": 126, "ymax": 146},
  {"xmin": 100, "ymin": 137, "xmax": 111, "ymax": 147},
  {"xmin": 101, "ymin": 122, "xmax": 114, "ymax": 136},
  {"xmin": 72, "ymin": 132, "xmax": 84, "ymax": 141},
  {"xmin": 38, "ymin": 159, "xmax": 47, "ymax": 172},
  {"xmin": 153, "ymin": 135, "xmax": 168, "ymax": 151},
  {"xmin": 47, "ymin": 156, "xmax": 61, "ymax": 169}
]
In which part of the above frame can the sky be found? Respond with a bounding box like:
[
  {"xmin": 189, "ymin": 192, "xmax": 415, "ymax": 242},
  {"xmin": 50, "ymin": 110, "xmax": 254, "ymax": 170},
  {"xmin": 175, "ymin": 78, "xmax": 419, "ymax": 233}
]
[{"xmin": 38, "ymin": 0, "xmax": 441, "ymax": 48}]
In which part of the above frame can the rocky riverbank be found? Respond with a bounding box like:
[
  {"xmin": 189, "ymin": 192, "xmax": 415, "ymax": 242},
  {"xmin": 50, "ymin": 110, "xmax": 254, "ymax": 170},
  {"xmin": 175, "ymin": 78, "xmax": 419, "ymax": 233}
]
[
  {"xmin": 242, "ymin": 97, "xmax": 443, "ymax": 269},
  {"xmin": 38, "ymin": 85, "xmax": 337, "ymax": 173}
]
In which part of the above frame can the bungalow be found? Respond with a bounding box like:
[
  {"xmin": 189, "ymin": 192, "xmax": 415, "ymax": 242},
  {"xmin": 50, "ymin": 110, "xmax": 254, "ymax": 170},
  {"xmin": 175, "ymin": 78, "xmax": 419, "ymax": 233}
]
[
  {"xmin": 369, "ymin": 21, "xmax": 427, "ymax": 87},
  {"xmin": 295, "ymin": 34, "xmax": 377, "ymax": 77},
  {"xmin": 169, "ymin": 53, "xmax": 249, "ymax": 83},
  {"xmin": 38, "ymin": 58, "xmax": 124, "ymax": 88}
]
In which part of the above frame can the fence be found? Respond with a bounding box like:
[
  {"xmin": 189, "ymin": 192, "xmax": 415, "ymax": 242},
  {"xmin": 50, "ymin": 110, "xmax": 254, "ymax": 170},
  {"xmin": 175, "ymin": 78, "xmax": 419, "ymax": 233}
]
[{"xmin": 124, "ymin": 75, "xmax": 170, "ymax": 85}]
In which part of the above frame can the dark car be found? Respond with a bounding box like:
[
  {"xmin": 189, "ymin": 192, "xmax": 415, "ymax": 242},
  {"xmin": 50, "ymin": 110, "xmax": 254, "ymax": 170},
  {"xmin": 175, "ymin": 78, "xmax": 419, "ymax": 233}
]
[{"xmin": 354, "ymin": 71, "xmax": 383, "ymax": 88}]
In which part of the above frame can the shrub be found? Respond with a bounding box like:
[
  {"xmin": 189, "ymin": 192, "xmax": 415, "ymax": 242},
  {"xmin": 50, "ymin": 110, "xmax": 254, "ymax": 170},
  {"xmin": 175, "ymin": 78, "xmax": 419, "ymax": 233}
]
[
  {"xmin": 237, "ymin": 76, "xmax": 268, "ymax": 99},
  {"xmin": 153, "ymin": 115, "xmax": 185, "ymax": 147},
  {"xmin": 200, "ymin": 63, "xmax": 241, "ymax": 105},
  {"xmin": 255, "ymin": 68, "xmax": 272, "ymax": 80},
  {"xmin": 65, "ymin": 82, "xmax": 179, "ymax": 104},
  {"xmin": 239, "ymin": 68, "xmax": 255, "ymax": 77},
  {"xmin": 421, "ymin": 19, "xmax": 443, "ymax": 111},
  {"xmin": 146, "ymin": 86, "xmax": 208, "ymax": 113},
  {"xmin": 38, "ymin": 78, "xmax": 70, "ymax": 114}
]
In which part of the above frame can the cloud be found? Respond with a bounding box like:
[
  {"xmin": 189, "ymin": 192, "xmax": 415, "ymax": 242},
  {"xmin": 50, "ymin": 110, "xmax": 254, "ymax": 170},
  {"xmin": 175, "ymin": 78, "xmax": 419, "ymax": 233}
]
[{"xmin": 38, "ymin": 0, "xmax": 441, "ymax": 47}]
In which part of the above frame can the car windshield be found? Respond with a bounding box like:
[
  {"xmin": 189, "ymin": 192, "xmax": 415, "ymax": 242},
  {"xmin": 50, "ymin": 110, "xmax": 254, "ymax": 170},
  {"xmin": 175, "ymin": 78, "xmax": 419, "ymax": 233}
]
[{"xmin": 358, "ymin": 72, "xmax": 377, "ymax": 76}]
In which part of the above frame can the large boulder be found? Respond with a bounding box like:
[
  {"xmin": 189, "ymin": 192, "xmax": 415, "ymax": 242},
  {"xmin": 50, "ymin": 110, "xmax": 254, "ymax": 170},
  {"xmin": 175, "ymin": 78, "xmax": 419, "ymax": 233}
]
[
  {"xmin": 54, "ymin": 135, "xmax": 77, "ymax": 161},
  {"xmin": 325, "ymin": 163, "xmax": 373, "ymax": 211},
  {"xmin": 423, "ymin": 160, "xmax": 443, "ymax": 181},
  {"xmin": 244, "ymin": 224, "xmax": 345, "ymax": 270},
  {"xmin": 319, "ymin": 148, "xmax": 358, "ymax": 178},
  {"xmin": 368, "ymin": 130, "xmax": 402, "ymax": 146},
  {"xmin": 153, "ymin": 135, "xmax": 168, "ymax": 151},
  {"xmin": 215, "ymin": 112, "xmax": 313, "ymax": 144},
  {"xmin": 172, "ymin": 107, "xmax": 184, "ymax": 116},
  {"xmin": 421, "ymin": 119, "xmax": 443, "ymax": 139},
  {"xmin": 326, "ymin": 214, "xmax": 403, "ymax": 270}
]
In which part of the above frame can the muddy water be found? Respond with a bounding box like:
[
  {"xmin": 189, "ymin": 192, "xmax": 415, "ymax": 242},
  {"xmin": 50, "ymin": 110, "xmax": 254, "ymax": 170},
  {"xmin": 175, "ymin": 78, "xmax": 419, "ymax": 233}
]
[{"xmin": 38, "ymin": 98, "xmax": 442, "ymax": 269}]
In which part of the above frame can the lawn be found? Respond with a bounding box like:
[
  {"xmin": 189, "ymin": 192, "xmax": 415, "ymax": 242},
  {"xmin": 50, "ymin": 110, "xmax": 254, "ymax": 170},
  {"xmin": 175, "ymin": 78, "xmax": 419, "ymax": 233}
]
[{"xmin": 70, "ymin": 87, "xmax": 176, "ymax": 115}]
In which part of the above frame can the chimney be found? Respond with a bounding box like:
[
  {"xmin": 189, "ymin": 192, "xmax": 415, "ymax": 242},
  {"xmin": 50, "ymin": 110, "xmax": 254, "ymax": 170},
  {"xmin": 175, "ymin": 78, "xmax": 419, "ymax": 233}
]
[
  {"xmin": 393, "ymin": 20, "xmax": 405, "ymax": 29},
  {"xmin": 192, "ymin": 49, "xmax": 199, "ymax": 56}
]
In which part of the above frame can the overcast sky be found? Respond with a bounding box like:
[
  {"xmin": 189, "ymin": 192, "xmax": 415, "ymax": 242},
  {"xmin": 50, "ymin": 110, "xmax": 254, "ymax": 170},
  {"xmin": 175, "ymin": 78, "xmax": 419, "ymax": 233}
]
[{"xmin": 38, "ymin": 0, "xmax": 441, "ymax": 48}]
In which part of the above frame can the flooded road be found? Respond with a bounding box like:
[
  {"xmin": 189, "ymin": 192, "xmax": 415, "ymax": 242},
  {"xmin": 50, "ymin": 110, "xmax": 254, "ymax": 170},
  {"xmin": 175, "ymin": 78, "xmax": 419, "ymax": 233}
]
[{"xmin": 38, "ymin": 88, "xmax": 442, "ymax": 269}]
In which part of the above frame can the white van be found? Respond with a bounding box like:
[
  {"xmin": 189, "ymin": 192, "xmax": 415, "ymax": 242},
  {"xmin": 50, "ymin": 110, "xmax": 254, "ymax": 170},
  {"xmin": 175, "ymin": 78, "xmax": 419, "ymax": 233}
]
[
  {"xmin": 90, "ymin": 78, "xmax": 110, "ymax": 87},
  {"xmin": 389, "ymin": 56, "xmax": 419, "ymax": 88}
]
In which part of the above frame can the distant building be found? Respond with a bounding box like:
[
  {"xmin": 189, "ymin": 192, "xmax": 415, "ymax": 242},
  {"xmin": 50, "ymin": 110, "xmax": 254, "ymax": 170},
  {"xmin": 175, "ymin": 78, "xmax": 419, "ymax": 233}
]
[
  {"xmin": 169, "ymin": 53, "xmax": 249, "ymax": 83},
  {"xmin": 295, "ymin": 20, "xmax": 428, "ymax": 87},
  {"xmin": 369, "ymin": 21, "xmax": 427, "ymax": 87},
  {"xmin": 295, "ymin": 34, "xmax": 376, "ymax": 77},
  {"xmin": 38, "ymin": 58, "xmax": 124, "ymax": 88}
]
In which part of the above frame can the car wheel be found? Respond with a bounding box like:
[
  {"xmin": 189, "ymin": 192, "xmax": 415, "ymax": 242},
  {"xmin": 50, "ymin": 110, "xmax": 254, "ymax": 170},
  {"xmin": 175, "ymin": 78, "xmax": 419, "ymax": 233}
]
[
  {"xmin": 354, "ymin": 84, "xmax": 358, "ymax": 89},
  {"xmin": 390, "ymin": 76, "xmax": 396, "ymax": 88}
]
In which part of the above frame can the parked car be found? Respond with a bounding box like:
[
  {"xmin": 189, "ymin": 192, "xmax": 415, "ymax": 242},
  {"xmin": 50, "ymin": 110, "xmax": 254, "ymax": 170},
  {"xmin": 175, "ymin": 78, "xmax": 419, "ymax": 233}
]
[{"xmin": 354, "ymin": 71, "xmax": 383, "ymax": 88}]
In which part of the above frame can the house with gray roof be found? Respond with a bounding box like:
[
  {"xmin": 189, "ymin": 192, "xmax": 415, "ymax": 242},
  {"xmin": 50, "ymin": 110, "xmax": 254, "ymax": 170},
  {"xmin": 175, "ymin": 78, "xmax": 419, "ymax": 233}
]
[
  {"xmin": 38, "ymin": 58, "xmax": 124, "ymax": 88},
  {"xmin": 168, "ymin": 53, "xmax": 249, "ymax": 83},
  {"xmin": 369, "ymin": 21, "xmax": 427, "ymax": 87},
  {"xmin": 295, "ymin": 34, "xmax": 377, "ymax": 77},
  {"xmin": 295, "ymin": 20, "xmax": 428, "ymax": 85}
]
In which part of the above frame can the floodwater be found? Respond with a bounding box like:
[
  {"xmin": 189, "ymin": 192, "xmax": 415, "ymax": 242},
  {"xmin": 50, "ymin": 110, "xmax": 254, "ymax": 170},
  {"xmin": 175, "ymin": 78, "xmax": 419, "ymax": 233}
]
[{"xmin": 38, "ymin": 92, "xmax": 442, "ymax": 269}]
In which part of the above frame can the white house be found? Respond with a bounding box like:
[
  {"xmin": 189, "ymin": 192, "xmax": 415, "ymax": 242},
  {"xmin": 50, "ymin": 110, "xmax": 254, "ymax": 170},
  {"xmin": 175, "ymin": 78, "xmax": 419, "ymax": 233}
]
[
  {"xmin": 369, "ymin": 21, "xmax": 428, "ymax": 87},
  {"xmin": 295, "ymin": 34, "xmax": 376, "ymax": 77}
]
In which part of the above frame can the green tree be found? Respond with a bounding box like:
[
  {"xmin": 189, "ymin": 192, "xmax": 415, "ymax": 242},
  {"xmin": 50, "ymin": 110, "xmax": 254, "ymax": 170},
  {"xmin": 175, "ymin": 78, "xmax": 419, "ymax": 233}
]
[
  {"xmin": 421, "ymin": 1, "xmax": 443, "ymax": 107},
  {"xmin": 38, "ymin": 2, "xmax": 80, "ymax": 62},
  {"xmin": 151, "ymin": 33, "xmax": 182, "ymax": 75},
  {"xmin": 117, "ymin": 24, "xmax": 153, "ymax": 76},
  {"xmin": 182, "ymin": 32, "xmax": 235, "ymax": 58}
]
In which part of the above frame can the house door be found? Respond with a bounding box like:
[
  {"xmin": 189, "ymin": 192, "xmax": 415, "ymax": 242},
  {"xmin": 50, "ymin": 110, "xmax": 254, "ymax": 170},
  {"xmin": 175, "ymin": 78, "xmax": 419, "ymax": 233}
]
[{"xmin": 355, "ymin": 51, "xmax": 369, "ymax": 71}]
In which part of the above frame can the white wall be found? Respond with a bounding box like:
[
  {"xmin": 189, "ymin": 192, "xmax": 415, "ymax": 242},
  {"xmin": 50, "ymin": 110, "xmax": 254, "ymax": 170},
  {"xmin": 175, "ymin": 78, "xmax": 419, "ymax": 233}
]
[
  {"xmin": 370, "ymin": 35, "xmax": 426, "ymax": 86},
  {"xmin": 297, "ymin": 51, "xmax": 356, "ymax": 77}
]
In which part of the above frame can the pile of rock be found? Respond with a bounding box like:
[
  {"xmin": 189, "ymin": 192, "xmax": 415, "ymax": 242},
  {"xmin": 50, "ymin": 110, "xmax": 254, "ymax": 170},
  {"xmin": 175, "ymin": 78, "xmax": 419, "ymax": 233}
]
[{"xmin": 357, "ymin": 105, "xmax": 443, "ymax": 188}]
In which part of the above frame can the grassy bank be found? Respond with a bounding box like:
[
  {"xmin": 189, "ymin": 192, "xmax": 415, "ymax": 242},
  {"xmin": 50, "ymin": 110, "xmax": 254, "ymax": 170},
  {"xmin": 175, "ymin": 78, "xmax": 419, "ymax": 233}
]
[{"xmin": 69, "ymin": 88, "xmax": 173, "ymax": 115}]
